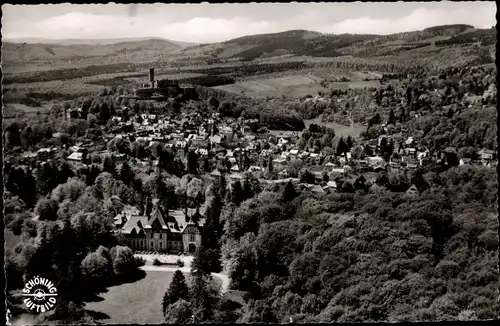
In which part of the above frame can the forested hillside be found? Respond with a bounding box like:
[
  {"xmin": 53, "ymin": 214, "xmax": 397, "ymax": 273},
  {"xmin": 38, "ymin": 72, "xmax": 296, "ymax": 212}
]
[{"xmin": 181, "ymin": 25, "xmax": 495, "ymax": 68}]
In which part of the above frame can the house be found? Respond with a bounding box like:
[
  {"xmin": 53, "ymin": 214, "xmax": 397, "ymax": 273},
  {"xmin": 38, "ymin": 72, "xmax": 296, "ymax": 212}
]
[
  {"xmin": 245, "ymin": 135, "xmax": 256, "ymax": 142},
  {"xmin": 278, "ymin": 169, "xmax": 289, "ymax": 178},
  {"xmin": 367, "ymin": 156, "xmax": 384, "ymax": 167},
  {"xmin": 273, "ymin": 157, "xmax": 287, "ymax": 165},
  {"xmin": 404, "ymin": 148, "xmax": 417, "ymax": 156},
  {"xmin": 210, "ymin": 169, "xmax": 222, "ymax": 183},
  {"xmin": 278, "ymin": 138, "xmax": 289, "ymax": 146},
  {"xmin": 229, "ymin": 173, "xmax": 244, "ymax": 182},
  {"xmin": 378, "ymin": 135, "xmax": 390, "ymax": 148},
  {"xmin": 343, "ymin": 165, "xmax": 353, "ymax": 173},
  {"xmin": 312, "ymin": 171, "xmax": 324, "ymax": 182},
  {"xmin": 67, "ymin": 152, "xmax": 84, "ymax": 162},
  {"xmin": 67, "ymin": 108, "xmax": 82, "ymax": 119},
  {"xmin": 37, "ymin": 148, "xmax": 55, "ymax": 160},
  {"xmin": 230, "ymin": 165, "xmax": 240, "ymax": 172},
  {"xmin": 459, "ymin": 158, "xmax": 472, "ymax": 166},
  {"xmin": 69, "ymin": 145, "xmax": 86, "ymax": 153},
  {"xmin": 270, "ymin": 130, "xmax": 296, "ymax": 140},
  {"xmin": 220, "ymin": 126, "xmax": 233, "ymax": 137},
  {"xmin": 354, "ymin": 159, "xmax": 369, "ymax": 166},
  {"xmin": 479, "ymin": 149, "xmax": 495, "ymax": 162},
  {"xmin": 405, "ymin": 158, "xmax": 419, "ymax": 169},
  {"xmin": 405, "ymin": 137, "xmax": 414, "ymax": 146},
  {"xmin": 389, "ymin": 162, "xmax": 401, "ymax": 170},
  {"xmin": 195, "ymin": 148, "xmax": 208, "ymax": 156},
  {"xmin": 21, "ymin": 152, "xmax": 38, "ymax": 164},
  {"xmin": 324, "ymin": 162, "xmax": 336, "ymax": 168},
  {"xmin": 417, "ymin": 150, "xmax": 429, "ymax": 165},
  {"xmin": 289, "ymin": 149, "xmax": 299, "ymax": 156},
  {"xmin": 248, "ymin": 166, "xmax": 262, "ymax": 173},
  {"xmin": 120, "ymin": 199, "xmax": 205, "ymax": 254},
  {"xmin": 324, "ymin": 180, "xmax": 337, "ymax": 190},
  {"xmin": 405, "ymin": 184, "xmax": 420, "ymax": 197},
  {"xmin": 176, "ymin": 140, "xmax": 188, "ymax": 149},
  {"xmin": 330, "ymin": 167, "xmax": 345, "ymax": 175},
  {"xmin": 112, "ymin": 153, "xmax": 127, "ymax": 163},
  {"xmin": 310, "ymin": 185, "xmax": 325, "ymax": 194}
]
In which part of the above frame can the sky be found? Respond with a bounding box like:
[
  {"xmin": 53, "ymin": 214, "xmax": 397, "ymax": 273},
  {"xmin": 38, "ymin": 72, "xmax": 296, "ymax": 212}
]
[{"xmin": 2, "ymin": 2, "xmax": 496, "ymax": 43}]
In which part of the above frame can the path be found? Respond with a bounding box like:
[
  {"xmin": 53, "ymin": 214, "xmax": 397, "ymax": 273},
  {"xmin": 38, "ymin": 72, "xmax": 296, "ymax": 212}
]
[{"xmin": 139, "ymin": 265, "xmax": 230, "ymax": 294}]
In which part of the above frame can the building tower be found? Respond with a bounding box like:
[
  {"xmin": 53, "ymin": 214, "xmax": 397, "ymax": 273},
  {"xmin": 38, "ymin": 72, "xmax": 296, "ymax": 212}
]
[{"xmin": 149, "ymin": 68, "xmax": 155, "ymax": 88}]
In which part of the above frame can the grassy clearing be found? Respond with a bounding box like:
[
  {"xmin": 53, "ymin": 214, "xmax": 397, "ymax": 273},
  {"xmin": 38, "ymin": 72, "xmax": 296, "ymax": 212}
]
[
  {"xmin": 84, "ymin": 270, "xmax": 225, "ymax": 324},
  {"xmin": 5, "ymin": 103, "xmax": 52, "ymax": 114},
  {"xmin": 304, "ymin": 116, "xmax": 366, "ymax": 139},
  {"xmin": 5, "ymin": 230, "xmax": 21, "ymax": 250},
  {"xmin": 213, "ymin": 71, "xmax": 381, "ymax": 98},
  {"xmin": 85, "ymin": 271, "xmax": 174, "ymax": 324},
  {"xmin": 214, "ymin": 74, "xmax": 325, "ymax": 98},
  {"xmin": 6, "ymin": 80, "xmax": 105, "ymax": 96}
]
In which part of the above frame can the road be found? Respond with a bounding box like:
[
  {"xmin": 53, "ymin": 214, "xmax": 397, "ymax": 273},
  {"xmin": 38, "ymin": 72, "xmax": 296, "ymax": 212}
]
[{"xmin": 139, "ymin": 265, "xmax": 230, "ymax": 294}]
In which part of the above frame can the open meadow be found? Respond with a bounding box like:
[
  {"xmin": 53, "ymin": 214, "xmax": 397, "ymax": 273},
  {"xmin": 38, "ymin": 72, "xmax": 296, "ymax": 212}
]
[
  {"xmin": 303, "ymin": 115, "xmax": 366, "ymax": 138},
  {"xmin": 84, "ymin": 271, "xmax": 174, "ymax": 324},
  {"xmin": 213, "ymin": 71, "xmax": 381, "ymax": 98},
  {"xmin": 84, "ymin": 270, "xmax": 224, "ymax": 324},
  {"xmin": 5, "ymin": 230, "xmax": 21, "ymax": 249}
]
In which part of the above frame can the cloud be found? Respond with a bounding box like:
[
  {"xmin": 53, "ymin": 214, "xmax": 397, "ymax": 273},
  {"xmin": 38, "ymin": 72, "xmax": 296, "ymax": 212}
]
[
  {"xmin": 1, "ymin": 3, "xmax": 496, "ymax": 42},
  {"xmin": 323, "ymin": 7, "xmax": 496, "ymax": 35},
  {"xmin": 165, "ymin": 17, "xmax": 276, "ymax": 43}
]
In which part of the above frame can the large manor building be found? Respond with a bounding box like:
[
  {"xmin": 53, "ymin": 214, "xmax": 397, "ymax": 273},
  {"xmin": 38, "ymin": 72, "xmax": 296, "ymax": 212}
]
[{"xmin": 116, "ymin": 198, "xmax": 205, "ymax": 254}]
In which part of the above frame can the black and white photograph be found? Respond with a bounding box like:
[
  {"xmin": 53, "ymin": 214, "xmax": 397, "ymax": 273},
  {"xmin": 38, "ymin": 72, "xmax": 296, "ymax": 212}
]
[{"xmin": 2, "ymin": 2, "xmax": 498, "ymax": 325}]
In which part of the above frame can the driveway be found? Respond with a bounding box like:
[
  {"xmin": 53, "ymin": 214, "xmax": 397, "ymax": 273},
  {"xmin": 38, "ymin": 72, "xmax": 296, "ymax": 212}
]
[{"xmin": 135, "ymin": 253, "xmax": 194, "ymax": 267}]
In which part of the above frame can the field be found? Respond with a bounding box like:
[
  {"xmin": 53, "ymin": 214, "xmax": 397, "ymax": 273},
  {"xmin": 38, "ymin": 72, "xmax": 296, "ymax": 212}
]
[
  {"xmin": 304, "ymin": 115, "xmax": 366, "ymax": 139},
  {"xmin": 5, "ymin": 80, "xmax": 105, "ymax": 97},
  {"xmin": 213, "ymin": 71, "xmax": 381, "ymax": 99},
  {"xmin": 84, "ymin": 270, "xmax": 224, "ymax": 324},
  {"xmin": 84, "ymin": 271, "xmax": 175, "ymax": 324},
  {"xmin": 5, "ymin": 230, "xmax": 21, "ymax": 249}
]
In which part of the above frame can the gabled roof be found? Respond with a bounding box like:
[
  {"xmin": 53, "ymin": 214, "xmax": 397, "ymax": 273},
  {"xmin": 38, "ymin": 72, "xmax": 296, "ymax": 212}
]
[
  {"xmin": 248, "ymin": 165, "xmax": 262, "ymax": 172},
  {"xmin": 326, "ymin": 181, "xmax": 337, "ymax": 188},
  {"xmin": 146, "ymin": 202, "xmax": 168, "ymax": 230},
  {"xmin": 122, "ymin": 215, "xmax": 149, "ymax": 235},
  {"xmin": 210, "ymin": 169, "xmax": 222, "ymax": 177},
  {"xmin": 311, "ymin": 185, "xmax": 325, "ymax": 193},
  {"xmin": 67, "ymin": 152, "xmax": 83, "ymax": 161},
  {"xmin": 278, "ymin": 169, "xmax": 289, "ymax": 175},
  {"xmin": 167, "ymin": 209, "xmax": 188, "ymax": 233},
  {"xmin": 406, "ymin": 184, "xmax": 420, "ymax": 195}
]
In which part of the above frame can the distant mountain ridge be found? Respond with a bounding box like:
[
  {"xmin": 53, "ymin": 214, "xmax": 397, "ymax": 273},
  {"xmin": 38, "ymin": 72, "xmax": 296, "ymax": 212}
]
[
  {"xmin": 2, "ymin": 24, "xmax": 495, "ymax": 72},
  {"xmin": 3, "ymin": 36, "xmax": 196, "ymax": 47}
]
